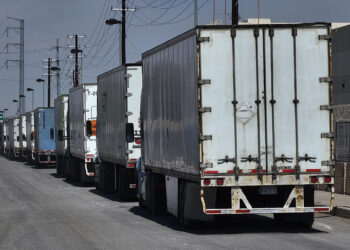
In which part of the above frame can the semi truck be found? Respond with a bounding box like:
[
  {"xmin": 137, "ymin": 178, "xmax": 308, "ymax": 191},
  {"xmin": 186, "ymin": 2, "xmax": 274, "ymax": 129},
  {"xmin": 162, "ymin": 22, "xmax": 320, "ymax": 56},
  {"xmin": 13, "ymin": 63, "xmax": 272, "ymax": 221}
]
[
  {"xmin": 95, "ymin": 64, "xmax": 142, "ymax": 200},
  {"xmin": 138, "ymin": 23, "xmax": 334, "ymax": 227},
  {"xmin": 65, "ymin": 84, "xmax": 97, "ymax": 185},
  {"xmin": 54, "ymin": 95, "xmax": 69, "ymax": 177},
  {"xmin": 34, "ymin": 108, "xmax": 56, "ymax": 167},
  {"xmin": 8, "ymin": 117, "xmax": 20, "ymax": 160},
  {"xmin": 19, "ymin": 114, "xmax": 27, "ymax": 160},
  {"xmin": 25, "ymin": 111, "xmax": 35, "ymax": 164},
  {"xmin": 3, "ymin": 119, "xmax": 9, "ymax": 157}
]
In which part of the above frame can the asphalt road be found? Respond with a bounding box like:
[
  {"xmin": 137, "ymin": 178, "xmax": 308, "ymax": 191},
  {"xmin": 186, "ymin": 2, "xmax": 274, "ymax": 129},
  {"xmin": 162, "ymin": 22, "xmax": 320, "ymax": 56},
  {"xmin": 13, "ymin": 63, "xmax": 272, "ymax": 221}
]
[{"xmin": 0, "ymin": 157, "xmax": 349, "ymax": 250}]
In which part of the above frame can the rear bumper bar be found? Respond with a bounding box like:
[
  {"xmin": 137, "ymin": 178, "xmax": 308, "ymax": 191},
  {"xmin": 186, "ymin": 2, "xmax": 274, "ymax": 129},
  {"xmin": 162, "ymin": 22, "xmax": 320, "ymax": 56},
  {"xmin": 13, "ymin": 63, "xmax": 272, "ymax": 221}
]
[{"xmin": 205, "ymin": 207, "xmax": 330, "ymax": 215}]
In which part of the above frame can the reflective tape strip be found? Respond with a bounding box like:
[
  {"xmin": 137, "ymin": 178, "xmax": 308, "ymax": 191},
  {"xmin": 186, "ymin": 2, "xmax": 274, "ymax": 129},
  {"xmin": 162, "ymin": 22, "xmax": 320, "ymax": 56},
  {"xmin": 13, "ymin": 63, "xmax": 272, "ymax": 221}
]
[
  {"xmin": 283, "ymin": 169, "xmax": 295, "ymax": 173},
  {"xmin": 205, "ymin": 207, "xmax": 330, "ymax": 215},
  {"xmin": 251, "ymin": 170, "xmax": 267, "ymax": 173},
  {"xmin": 206, "ymin": 210, "xmax": 222, "ymax": 214},
  {"xmin": 204, "ymin": 170, "xmax": 218, "ymax": 174},
  {"xmin": 306, "ymin": 169, "xmax": 321, "ymax": 173}
]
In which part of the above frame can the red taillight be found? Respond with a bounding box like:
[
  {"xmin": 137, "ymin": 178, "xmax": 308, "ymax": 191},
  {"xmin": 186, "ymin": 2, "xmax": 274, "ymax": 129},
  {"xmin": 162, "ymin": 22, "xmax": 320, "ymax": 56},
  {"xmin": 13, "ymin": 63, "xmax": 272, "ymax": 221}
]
[
  {"xmin": 324, "ymin": 176, "xmax": 331, "ymax": 183},
  {"xmin": 129, "ymin": 163, "xmax": 134, "ymax": 168},
  {"xmin": 217, "ymin": 178, "xmax": 224, "ymax": 185},
  {"xmin": 203, "ymin": 179, "xmax": 210, "ymax": 186},
  {"xmin": 134, "ymin": 138, "xmax": 141, "ymax": 144},
  {"xmin": 311, "ymin": 176, "xmax": 318, "ymax": 183}
]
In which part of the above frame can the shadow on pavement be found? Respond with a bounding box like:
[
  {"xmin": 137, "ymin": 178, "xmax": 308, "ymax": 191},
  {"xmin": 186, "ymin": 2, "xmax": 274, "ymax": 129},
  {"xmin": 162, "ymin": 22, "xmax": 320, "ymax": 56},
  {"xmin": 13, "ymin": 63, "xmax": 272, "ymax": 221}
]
[
  {"xmin": 129, "ymin": 206, "xmax": 327, "ymax": 235},
  {"xmin": 89, "ymin": 189, "xmax": 137, "ymax": 203}
]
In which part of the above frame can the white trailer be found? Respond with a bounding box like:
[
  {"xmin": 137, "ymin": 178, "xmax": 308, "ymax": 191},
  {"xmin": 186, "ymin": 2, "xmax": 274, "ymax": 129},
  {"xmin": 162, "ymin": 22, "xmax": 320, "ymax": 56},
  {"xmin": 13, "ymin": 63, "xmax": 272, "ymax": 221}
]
[
  {"xmin": 95, "ymin": 64, "xmax": 142, "ymax": 200},
  {"xmin": 25, "ymin": 111, "xmax": 35, "ymax": 164},
  {"xmin": 3, "ymin": 119, "xmax": 9, "ymax": 156},
  {"xmin": 19, "ymin": 114, "xmax": 27, "ymax": 159},
  {"xmin": 67, "ymin": 84, "xmax": 97, "ymax": 184},
  {"xmin": 54, "ymin": 95, "xmax": 69, "ymax": 177},
  {"xmin": 139, "ymin": 23, "xmax": 333, "ymax": 227},
  {"xmin": 8, "ymin": 117, "xmax": 20, "ymax": 160}
]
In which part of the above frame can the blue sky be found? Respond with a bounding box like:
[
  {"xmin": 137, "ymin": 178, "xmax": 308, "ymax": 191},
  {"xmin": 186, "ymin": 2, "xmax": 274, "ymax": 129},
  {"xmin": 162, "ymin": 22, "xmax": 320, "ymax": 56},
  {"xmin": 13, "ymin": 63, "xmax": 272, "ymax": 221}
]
[{"xmin": 0, "ymin": 0, "xmax": 350, "ymax": 115}]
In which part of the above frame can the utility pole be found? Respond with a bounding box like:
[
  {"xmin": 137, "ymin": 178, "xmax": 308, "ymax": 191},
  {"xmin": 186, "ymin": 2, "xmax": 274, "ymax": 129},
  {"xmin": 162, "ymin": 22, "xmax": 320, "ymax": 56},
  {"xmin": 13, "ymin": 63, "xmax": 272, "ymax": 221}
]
[
  {"xmin": 194, "ymin": 0, "xmax": 198, "ymax": 27},
  {"xmin": 232, "ymin": 0, "xmax": 239, "ymax": 25},
  {"xmin": 48, "ymin": 58, "xmax": 51, "ymax": 107},
  {"xmin": 74, "ymin": 35, "xmax": 79, "ymax": 86},
  {"xmin": 122, "ymin": 0, "xmax": 126, "ymax": 65},
  {"xmin": 56, "ymin": 38, "xmax": 61, "ymax": 97},
  {"xmin": 111, "ymin": 2, "xmax": 135, "ymax": 66},
  {"xmin": 42, "ymin": 58, "xmax": 56, "ymax": 107},
  {"xmin": 68, "ymin": 34, "xmax": 84, "ymax": 87},
  {"xmin": 6, "ymin": 17, "xmax": 24, "ymax": 115}
]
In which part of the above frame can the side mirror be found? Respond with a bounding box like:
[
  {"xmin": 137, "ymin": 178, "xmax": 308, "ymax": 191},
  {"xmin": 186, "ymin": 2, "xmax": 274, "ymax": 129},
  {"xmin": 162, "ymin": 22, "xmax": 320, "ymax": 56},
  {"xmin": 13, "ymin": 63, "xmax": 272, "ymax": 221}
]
[
  {"xmin": 58, "ymin": 130, "xmax": 64, "ymax": 141},
  {"xmin": 126, "ymin": 123, "xmax": 134, "ymax": 143},
  {"xmin": 50, "ymin": 128, "xmax": 54, "ymax": 140},
  {"xmin": 86, "ymin": 120, "xmax": 93, "ymax": 137}
]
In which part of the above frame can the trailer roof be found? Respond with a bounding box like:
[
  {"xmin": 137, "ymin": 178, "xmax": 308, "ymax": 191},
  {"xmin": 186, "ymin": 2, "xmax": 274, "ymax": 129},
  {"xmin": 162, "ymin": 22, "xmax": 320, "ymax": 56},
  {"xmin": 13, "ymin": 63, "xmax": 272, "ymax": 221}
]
[{"xmin": 142, "ymin": 22, "xmax": 330, "ymax": 59}]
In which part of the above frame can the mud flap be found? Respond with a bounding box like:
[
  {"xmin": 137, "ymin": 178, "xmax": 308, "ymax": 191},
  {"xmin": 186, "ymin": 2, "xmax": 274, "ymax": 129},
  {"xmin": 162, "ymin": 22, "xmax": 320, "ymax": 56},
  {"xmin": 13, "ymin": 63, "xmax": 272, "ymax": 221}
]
[{"xmin": 184, "ymin": 182, "xmax": 216, "ymax": 221}]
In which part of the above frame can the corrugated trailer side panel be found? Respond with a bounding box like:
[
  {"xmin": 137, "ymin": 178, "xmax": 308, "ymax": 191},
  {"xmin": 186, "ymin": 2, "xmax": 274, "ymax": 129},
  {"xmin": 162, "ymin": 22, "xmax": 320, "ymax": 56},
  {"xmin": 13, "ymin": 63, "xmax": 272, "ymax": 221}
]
[
  {"xmin": 97, "ymin": 67, "xmax": 127, "ymax": 164},
  {"xmin": 69, "ymin": 86, "xmax": 85, "ymax": 159},
  {"xmin": 142, "ymin": 31, "xmax": 199, "ymax": 178},
  {"xmin": 55, "ymin": 95, "xmax": 68, "ymax": 156}
]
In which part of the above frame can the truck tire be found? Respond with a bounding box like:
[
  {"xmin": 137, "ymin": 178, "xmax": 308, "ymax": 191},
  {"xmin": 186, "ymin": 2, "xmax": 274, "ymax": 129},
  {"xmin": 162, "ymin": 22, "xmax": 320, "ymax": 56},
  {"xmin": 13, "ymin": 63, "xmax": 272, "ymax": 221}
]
[
  {"xmin": 147, "ymin": 172, "xmax": 166, "ymax": 216},
  {"xmin": 274, "ymin": 185, "xmax": 314, "ymax": 228}
]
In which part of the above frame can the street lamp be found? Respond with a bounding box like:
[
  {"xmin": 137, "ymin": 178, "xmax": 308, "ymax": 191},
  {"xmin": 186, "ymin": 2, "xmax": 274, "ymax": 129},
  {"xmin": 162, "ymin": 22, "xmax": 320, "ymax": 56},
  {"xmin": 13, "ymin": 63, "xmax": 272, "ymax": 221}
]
[
  {"xmin": 13, "ymin": 99, "xmax": 19, "ymax": 116},
  {"xmin": 36, "ymin": 78, "xmax": 45, "ymax": 107},
  {"xmin": 27, "ymin": 88, "xmax": 34, "ymax": 110},
  {"xmin": 105, "ymin": 18, "xmax": 121, "ymax": 25},
  {"xmin": 105, "ymin": 18, "xmax": 122, "ymax": 66},
  {"xmin": 50, "ymin": 66, "xmax": 60, "ymax": 71}
]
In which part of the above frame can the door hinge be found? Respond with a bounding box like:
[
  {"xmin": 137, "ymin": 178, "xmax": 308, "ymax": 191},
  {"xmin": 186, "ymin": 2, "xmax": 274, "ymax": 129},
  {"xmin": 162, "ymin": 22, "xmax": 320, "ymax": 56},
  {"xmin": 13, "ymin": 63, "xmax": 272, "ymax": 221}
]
[
  {"xmin": 125, "ymin": 112, "xmax": 133, "ymax": 117},
  {"xmin": 199, "ymin": 107, "xmax": 212, "ymax": 113},
  {"xmin": 319, "ymin": 34, "xmax": 331, "ymax": 41},
  {"xmin": 125, "ymin": 93, "xmax": 132, "ymax": 97},
  {"xmin": 198, "ymin": 79, "xmax": 211, "ymax": 85},
  {"xmin": 319, "ymin": 77, "xmax": 332, "ymax": 83},
  {"xmin": 197, "ymin": 37, "xmax": 210, "ymax": 42},
  {"xmin": 320, "ymin": 105, "xmax": 333, "ymax": 111},
  {"xmin": 126, "ymin": 149, "xmax": 133, "ymax": 154},
  {"xmin": 200, "ymin": 135, "xmax": 212, "ymax": 141},
  {"xmin": 321, "ymin": 132, "xmax": 334, "ymax": 139},
  {"xmin": 125, "ymin": 74, "xmax": 132, "ymax": 79}
]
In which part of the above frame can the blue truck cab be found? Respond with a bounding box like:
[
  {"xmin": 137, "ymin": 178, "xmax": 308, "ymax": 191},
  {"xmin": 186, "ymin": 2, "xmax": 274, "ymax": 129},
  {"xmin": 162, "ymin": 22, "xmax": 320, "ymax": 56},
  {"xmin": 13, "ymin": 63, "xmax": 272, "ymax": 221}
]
[{"xmin": 34, "ymin": 108, "xmax": 56, "ymax": 167}]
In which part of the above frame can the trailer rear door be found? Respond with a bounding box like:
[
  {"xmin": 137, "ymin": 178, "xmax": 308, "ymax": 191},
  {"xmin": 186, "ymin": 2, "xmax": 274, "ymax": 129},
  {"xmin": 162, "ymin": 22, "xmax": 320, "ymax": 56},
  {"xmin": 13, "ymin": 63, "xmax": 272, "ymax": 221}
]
[{"xmin": 199, "ymin": 25, "xmax": 331, "ymax": 180}]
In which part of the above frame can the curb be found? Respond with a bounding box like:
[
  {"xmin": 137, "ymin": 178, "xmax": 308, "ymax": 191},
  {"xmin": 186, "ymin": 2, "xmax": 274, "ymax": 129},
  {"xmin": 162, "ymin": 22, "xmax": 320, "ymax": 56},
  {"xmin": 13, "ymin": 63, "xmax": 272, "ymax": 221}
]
[{"xmin": 332, "ymin": 206, "xmax": 350, "ymax": 219}]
